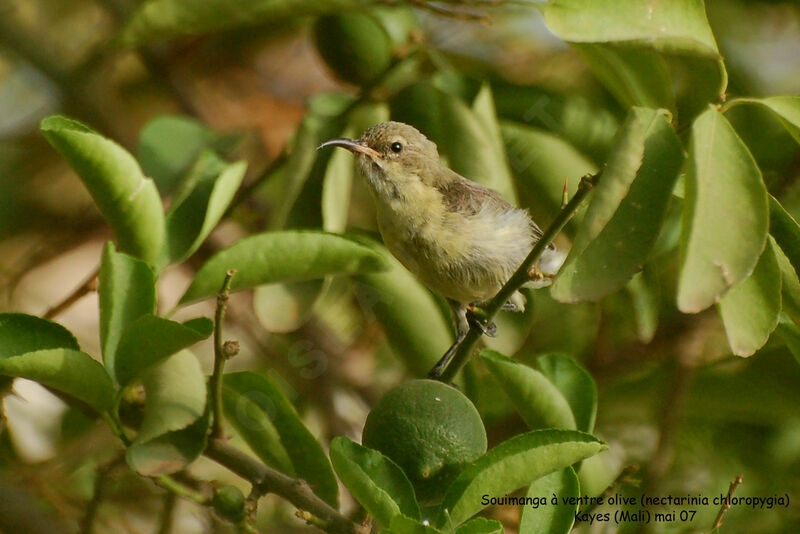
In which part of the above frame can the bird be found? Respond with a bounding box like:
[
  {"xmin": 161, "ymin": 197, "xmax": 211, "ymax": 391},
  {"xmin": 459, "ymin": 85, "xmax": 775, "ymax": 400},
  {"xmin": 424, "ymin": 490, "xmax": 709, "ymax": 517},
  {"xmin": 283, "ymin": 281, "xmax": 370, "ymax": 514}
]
[{"xmin": 319, "ymin": 121, "xmax": 561, "ymax": 377}]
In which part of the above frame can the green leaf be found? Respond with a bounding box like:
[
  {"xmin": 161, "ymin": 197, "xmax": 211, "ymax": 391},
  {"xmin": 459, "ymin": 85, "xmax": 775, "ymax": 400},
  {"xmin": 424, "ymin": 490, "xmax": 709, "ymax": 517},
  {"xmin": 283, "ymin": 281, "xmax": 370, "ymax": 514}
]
[
  {"xmin": 386, "ymin": 515, "xmax": 443, "ymax": 534},
  {"xmin": 625, "ymin": 267, "xmax": 660, "ymax": 343},
  {"xmin": 166, "ymin": 152, "xmax": 246, "ymax": 263},
  {"xmin": 127, "ymin": 350, "xmax": 208, "ymax": 475},
  {"xmin": 518, "ymin": 467, "xmax": 579, "ymax": 534},
  {"xmin": 114, "ymin": 315, "xmax": 213, "ymax": 387},
  {"xmin": 455, "ymin": 517, "xmax": 504, "ymax": 534},
  {"xmin": 0, "ymin": 349, "xmax": 114, "ymax": 412},
  {"xmin": 718, "ymin": 239, "xmax": 781, "ymax": 357},
  {"xmin": 330, "ymin": 437, "xmax": 420, "ymax": 527},
  {"xmin": 354, "ymin": 244, "xmax": 453, "ymax": 376},
  {"xmin": 677, "ymin": 107, "xmax": 769, "ymax": 313},
  {"xmin": 121, "ymin": 0, "xmax": 362, "ymax": 45},
  {"xmin": 99, "ymin": 242, "xmax": 157, "ymax": 379},
  {"xmin": 436, "ymin": 430, "xmax": 606, "ymax": 528},
  {"xmin": 769, "ymin": 195, "xmax": 800, "ymax": 276},
  {"xmin": 40, "ymin": 116, "xmax": 165, "ymax": 265},
  {"xmin": 137, "ymin": 115, "xmax": 223, "ymax": 195},
  {"xmin": 535, "ymin": 354, "xmax": 597, "ymax": 435},
  {"xmin": 223, "ymin": 371, "xmax": 339, "ymax": 506},
  {"xmin": 734, "ymin": 96, "xmax": 800, "ymax": 144},
  {"xmin": 391, "ymin": 81, "xmax": 517, "ymax": 203},
  {"xmin": 253, "ymin": 280, "xmax": 326, "ymax": 334},
  {"xmin": 573, "ymin": 44, "xmax": 674, "ymax": 111},
  {"xmin": 179, "ymin": 231, "xmax": 388, "ymax": 305},
  {"xmin": 552, "ymin": 107, "xmax": 683, "ymax": 302},
  {"xmin": 774, "ymin": 240, "xmax": 800, "ymax": 327},
  {"xmin": 776, "ymin": 317, "xmax": 800, "ymax": 367},
  {"xmin": 501, "ymin": 121, "xmax": 597, "ymax": 226},
  {"xmin": 538, "ymin": 0, "xmax": 720, "ymax": 58},
  {"xmin": 0, "ymin": 313, "xmax": 79, "ymax": 357},
  {"xmin": 479, "ymin": 350, "xmax": 576, "ymax": 430}
]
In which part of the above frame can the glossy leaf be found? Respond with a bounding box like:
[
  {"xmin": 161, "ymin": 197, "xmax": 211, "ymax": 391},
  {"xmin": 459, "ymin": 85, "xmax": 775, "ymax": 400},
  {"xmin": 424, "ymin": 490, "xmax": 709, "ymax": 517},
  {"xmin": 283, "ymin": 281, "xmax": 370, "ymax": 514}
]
[
  {"xmin": 114, "ymin": 315, "xmax": 213, "ymax": 387},
  {"xmin": 121, "ymin": 0, "xmax": 361, "ymax": 45},
  {"xmin": 40, "ymin": 116, "xmax": 165, "ymax": 265},
  {"xmin": 179, "ymin": 231, "xmax": 388, "ymax": 305},
  {"xmin": 736, "ymin": 96, "xmax": 800, "ymax": 144},
  {"xmin": 519, "ymin": 467, "xmax": 579, "ymax": 534},
  {"xmin": 0, "ymin": 349, "xmax": 113, "ymax": 412},
  {"xmin": 391, "ymin": 81, "xmax": 517, "ymax": 203},
  {"xmin": 479, "ymin": 350, "xmax": 576, "ymax": 430},
  {"xmin": 127, "ymin": 350, "xmax": 208, "ymax": 475},
  {"xmin": 166, "ymin": 151, "xmax": 247, "ymax": 263},
  {"xmin": 552, "ymin": 107, "xmax": 683, "ymax": 302},
  {"xmin": 99, "ymin": 242, "xmax": 156, "ymax": 379},
  {"xmin": 330, "ymin": 437, "xmax": 420, "ymax": 527},
  {"xmin": 677, "ymin": 107, "xmax": 768, "ymax": 313},
  {"xmin": 385, "ymin": 514, "xmax": 443, "ymax": 534},
  {"xmin": 535, "ymin": 354, "xmax": 597, "ymax": 434},
  {"xmin": 626, "ymin": 267, "xmax": 660, "ymax": 343},
  {"xmin": 573, "ymin": 44, "xmax": 674, "ymax": 111},
  {"xmin": 0, "ymin": 313, "xmax": 79, "ymax": 357},
  {"xmin": 354, "ymin": 244, "xmax": 453, "ymax": 376},
  {"xmin": 774, "ymin": 240, "xmax": 800, "ymax": 326},
  {"xmin": 718, "ymin": 239, "xmax": 781, "ymax": 357},
  {"xmin": 223, "ymin": 371, "xmax": 339, "ymax": 506},
  {"xmin": 455, "ymin": 517, "xmax": 504, "ymax": 534},
  {"xmin": 776, "ymin": 317, "xmax": 800, "ymax": 367},
  {"xmin": 436, "ymin": 430, "xmax": 606, "ymax": 528},
  {"xmin": 137, "ymin": 115, "xmax": 223, "ymax": 195}
]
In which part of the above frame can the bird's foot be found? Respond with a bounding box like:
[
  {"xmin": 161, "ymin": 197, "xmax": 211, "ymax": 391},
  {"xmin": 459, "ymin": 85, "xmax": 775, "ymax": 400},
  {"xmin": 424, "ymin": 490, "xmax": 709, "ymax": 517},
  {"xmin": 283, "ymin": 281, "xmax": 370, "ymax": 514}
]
[
  {"xmin": 527, "ymin": 265, "xmax": 555, "ymax": 282},
  {"xmin": 466, "ymin": 305, "xmax": 496, "ymax": 337}
]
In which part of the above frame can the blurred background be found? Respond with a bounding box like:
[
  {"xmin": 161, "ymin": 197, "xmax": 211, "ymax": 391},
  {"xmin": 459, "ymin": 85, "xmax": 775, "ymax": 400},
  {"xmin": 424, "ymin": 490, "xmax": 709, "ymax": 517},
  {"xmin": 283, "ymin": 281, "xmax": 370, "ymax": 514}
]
[{"xmin": 1, "ymin": 0, "xmax": 800, "ymax": 532}]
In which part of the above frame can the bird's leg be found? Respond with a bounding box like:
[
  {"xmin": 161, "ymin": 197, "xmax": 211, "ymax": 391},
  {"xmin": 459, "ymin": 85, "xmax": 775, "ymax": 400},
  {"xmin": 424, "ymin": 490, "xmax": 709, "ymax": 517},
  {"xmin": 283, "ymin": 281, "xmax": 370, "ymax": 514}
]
[
  {"xmin": 527, "ymin": 264, "xmax": 555, "ymax": 282},
  {"xmin": 466, "ymin": 304, "xmax": 497, "ymax": 337},
  {"xmin": 428, "ymin": 300, "xmax": 469, "ymax": 379}
]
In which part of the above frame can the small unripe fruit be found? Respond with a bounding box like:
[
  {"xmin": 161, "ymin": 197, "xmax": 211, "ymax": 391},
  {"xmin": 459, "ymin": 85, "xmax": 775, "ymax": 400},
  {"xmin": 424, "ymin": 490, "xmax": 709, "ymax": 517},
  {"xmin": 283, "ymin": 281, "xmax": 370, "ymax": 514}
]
[{"xmin": 212, "ymin": 485, "xmax": 246, "ymax": 523}]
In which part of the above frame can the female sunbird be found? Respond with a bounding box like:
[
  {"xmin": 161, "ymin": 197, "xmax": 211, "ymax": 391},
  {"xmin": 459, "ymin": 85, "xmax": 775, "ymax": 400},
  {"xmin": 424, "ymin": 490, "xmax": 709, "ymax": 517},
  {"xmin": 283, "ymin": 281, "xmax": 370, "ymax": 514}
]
[{"xmin": 319, "ymin": 121, "xmax": 561, "ymax": 376}]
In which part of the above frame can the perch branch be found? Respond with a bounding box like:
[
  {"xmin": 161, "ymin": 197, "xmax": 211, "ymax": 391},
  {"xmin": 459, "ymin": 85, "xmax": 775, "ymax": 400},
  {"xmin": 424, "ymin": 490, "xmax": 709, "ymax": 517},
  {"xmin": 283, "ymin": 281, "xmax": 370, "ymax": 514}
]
[
  {"xmin": 210, "ymin": 269, "xmax": 237, "ymax": 440},
  {"xmin": 711, "ymin": 475, "xmax": 744, "ymax": 531},
  {"xmin": 43, "ymin": 265, "xmax": 100, "ymax": 319}
]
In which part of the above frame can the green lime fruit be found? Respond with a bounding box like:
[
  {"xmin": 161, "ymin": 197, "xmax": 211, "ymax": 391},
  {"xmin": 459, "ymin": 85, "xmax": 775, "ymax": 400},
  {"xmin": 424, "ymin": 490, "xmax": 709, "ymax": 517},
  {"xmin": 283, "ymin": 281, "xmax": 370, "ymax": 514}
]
[
  {"xmin": 362, "ymin": 379, "xmax": 487, "ymax": 503},
  {"xmin": 212, "ymin": 485, "xmax": 246, "ymax": 523},
  {"xmin": 312, "ymin": 8, "xmax": 418, "ymax": 87}
]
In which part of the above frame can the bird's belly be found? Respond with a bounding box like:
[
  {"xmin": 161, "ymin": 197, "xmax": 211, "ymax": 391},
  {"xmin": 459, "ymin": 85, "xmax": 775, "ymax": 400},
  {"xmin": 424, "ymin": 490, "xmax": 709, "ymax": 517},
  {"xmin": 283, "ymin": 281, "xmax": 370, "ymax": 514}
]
[{"xmin": 377, "ymin": 209, "xmax": 531, "ymax": 303}]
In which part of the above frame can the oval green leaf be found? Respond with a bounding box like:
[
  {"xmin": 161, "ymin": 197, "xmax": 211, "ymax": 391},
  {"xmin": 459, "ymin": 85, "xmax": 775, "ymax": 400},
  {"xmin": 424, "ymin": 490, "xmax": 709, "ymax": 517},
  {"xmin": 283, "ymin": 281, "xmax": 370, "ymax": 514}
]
[
  {"xmin": 114, "ymin": 315, "xmax": 213, "ymax": 387},
  {"xmin": 127, "ymin": 350, "xmax": 208, "ymax": 475},
  {"xmin": 552, "ymin": 107, "xmax": 683, "ymax": 302},
  {"xmin": 354, "ymin": 244, "xmax": 453, "ymax": 376},
  {"xmin": 718, "ymin": 238, "xmax": 781, "ymax": 357},
  {"xmin": 99, "ymin": 242, "xmax": 157, "ymax": 378},
  {"xmin": 223, "ymin": 371, "xmax": 339, "ymax": 507},
  {"xmin": 0, "ymin": 313, "xmax": 79, "ymax": 357},
  {"xmin": 330, "ymin": 436, "xmax": 420, "ymax": 527},
  {"xmin": 253, "ymin": 280, "xmax": 326, "ymax": 334},
  {"xmin": 455, "ymin": 517, "xmax": 504, "ymax": 534},
  {"xmin": 436, "ymin": 430, "xmax": 606, "ymax": 529},
  {"xmin": 677, "ymin": 107, "xmax": 769, "ymax": 313},
  {"xmin": 166, "ymin": 151, "xmax": 247, "ymax": 263},
  {"xmin": 40, "ymin": 116, "xmax": 165, "ymax": 265},
  {"xmin": 769, "ymin": 195, "xmax": 800, "ymax": 276},
  {"xmin": 479, "ymin": 349, "xmax": 576, "ymax": 431},
  {"xmin": 519, "ymin": 467, "xmax": 579, "ymax": 534},
  {"xmin": 733, "ymin": 96, "xmax": 800, "ymax": 144},
  {"xmin": 179, "ymin": 231, "xmax": 388, "ymax": 305},
  {"xmin": 535, "ymin": 353, "xmax": 598, "ymax": 434},
  {"xmin": 0, "ymin": 348, "xmax": 114, "ymax": 412}
]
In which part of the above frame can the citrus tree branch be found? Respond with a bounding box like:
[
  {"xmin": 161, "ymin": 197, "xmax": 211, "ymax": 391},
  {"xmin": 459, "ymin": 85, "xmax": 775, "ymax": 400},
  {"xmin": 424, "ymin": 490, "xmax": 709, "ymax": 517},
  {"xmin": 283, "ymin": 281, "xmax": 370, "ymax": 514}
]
[
  {"xmin": 204, "ymin": 439, "xmax": 368, "ymax": 534},
  {"xmin": 210, "ymin": 269, "xmax": 236, "ymax": 440},
  {"xmin": 436, "ymin": 172, "xmax": 599, "ymax": 383}
]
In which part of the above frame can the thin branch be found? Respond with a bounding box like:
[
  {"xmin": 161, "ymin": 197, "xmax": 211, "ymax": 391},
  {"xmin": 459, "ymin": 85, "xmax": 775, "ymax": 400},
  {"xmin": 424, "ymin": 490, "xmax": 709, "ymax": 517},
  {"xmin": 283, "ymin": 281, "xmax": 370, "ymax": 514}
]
[
  {"xmin": 155, "ymin": 475, "xmax": 209, "ymax": 505},
  {"xmin": 204, "ymin": 439, "xmax": 368, "ymax": 534},
  {"xmin": 711, "ymin": 475, "xmax": 744, "ymax": 531},
  {"xmin": 43, "ymin": 265, "xmax": 100, "ymax": 320},
  {"xmin": 436, "ymin": 172, "xmax": 599, "ymax": 382},
  {"xmin": 80, "ymin": 454, "xmax": 125, "ymax": 534},
  {"xmin": 210, "ymin": 269, "xmax": 237, "ymax": 440},
  {"xmin": 157, "ymin": 492, "xmax": 177, "ymax": 534}
]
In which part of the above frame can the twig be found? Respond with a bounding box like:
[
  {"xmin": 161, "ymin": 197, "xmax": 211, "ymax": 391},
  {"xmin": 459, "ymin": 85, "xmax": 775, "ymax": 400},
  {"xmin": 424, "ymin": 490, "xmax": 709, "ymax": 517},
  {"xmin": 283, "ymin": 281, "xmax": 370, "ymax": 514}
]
[
  {"xmin": 436, "ymin": 172, "xmax": 599, "ymax": 382},
  {"xmin": 80, "ymin": 454, "xmax": 125, "ymax": 534},
  {"xmin": 157, "ymin": 492, "xmax": 177, "ymax": 534},
  {"xmin": 576, "ymin": 464, "xmax": 640, "ymax": 520},
  {"xmin": 204, "ymin": 439, "xmax": 368, "ymax": 534},
  {"xmin": 155, "ymin": 475, "xmax": 209, "ymax": 505},
  {"xmin": 711, "ymin": 475, "xmax": 744, "ymax": 531},
  {"xmin": 43, "ymin": 265, "xmax": 100, "ymax": 319},
  {"xmin": 210, "ymin": 269, "xmax": 237, "ymax": 440}
]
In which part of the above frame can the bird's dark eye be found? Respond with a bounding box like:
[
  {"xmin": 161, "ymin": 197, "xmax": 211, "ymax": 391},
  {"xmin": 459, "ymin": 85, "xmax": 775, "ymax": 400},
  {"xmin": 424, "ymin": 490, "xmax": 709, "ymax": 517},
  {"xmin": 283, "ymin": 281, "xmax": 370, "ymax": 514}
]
[{"xmin": 390, "ymin": 142, "xmax": 403, "ymax": 153}]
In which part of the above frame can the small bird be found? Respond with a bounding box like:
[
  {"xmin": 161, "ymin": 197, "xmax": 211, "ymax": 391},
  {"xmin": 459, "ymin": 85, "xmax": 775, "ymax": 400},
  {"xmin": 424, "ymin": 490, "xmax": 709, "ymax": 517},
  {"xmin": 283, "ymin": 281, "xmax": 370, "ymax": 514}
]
[{"xmin": 319, "ymin": 121, "xmax": 560, "ymax": 376}]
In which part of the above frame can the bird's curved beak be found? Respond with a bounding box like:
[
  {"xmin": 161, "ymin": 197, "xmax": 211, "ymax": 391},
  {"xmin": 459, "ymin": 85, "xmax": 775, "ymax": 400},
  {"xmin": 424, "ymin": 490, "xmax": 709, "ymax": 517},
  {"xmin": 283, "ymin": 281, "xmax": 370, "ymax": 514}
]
[{"xmin": 317, "ymin": 138, "xmax": 381, "ymax": 158}]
